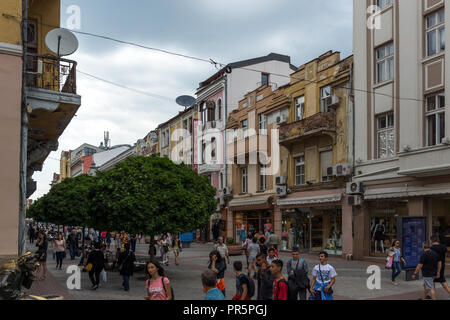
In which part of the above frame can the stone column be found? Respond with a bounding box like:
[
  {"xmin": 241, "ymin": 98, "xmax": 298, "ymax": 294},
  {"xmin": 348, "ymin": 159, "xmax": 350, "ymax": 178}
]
[
  {"xmin": 341, "ymin": 195, "xmax": 353, "ymax": 257},
  {"xmin": 227, "ymin": 208, "xmax": 234, "ymax": 240},
  {"xmin": 274, "ymin": 206, "xmax": 282, "ymax": 238},
  {"xmin": 353, "ymin": 202, "xmax": 370, "ymax": 259}
]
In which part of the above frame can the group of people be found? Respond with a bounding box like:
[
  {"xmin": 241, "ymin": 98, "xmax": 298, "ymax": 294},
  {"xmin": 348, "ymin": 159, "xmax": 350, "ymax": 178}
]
[
  {"xmin": 203, "ymin": 234, "xmax": 337, "ymax": 301},
  {"xmin": 387, "ymin": 236, "xmax": 449, "ymax": 300}
]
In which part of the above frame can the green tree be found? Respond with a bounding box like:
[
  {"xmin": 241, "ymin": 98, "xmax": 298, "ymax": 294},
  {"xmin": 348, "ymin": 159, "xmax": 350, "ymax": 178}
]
[
  {"xmin": 27, "ymin": 175, "xmax": 96, "ymax": 227},
  {"xmin": 91, "ymin": 155, "xmax": 217, "ymax": 238}
]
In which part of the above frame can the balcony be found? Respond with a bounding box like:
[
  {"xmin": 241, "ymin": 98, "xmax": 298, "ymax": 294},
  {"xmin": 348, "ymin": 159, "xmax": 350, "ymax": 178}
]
[
  {"xmin": 279, "ymin": 112, "xmax": 336, "ymax": 145},
  {"xmin": 398, "ymin": 145, "xmax": 450, "ymax": 177},
  {"xmin": 25, "ymin": 53, "xmax": 81, "ymax": 195}
]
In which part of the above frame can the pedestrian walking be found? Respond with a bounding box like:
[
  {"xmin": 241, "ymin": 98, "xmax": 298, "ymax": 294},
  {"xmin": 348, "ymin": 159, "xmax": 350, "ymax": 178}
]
[
  {"xmin": 247, "ymin": 237, "xmax": 260, "ymax": 280},
  {"xmin": 35, "ymin": 232, "xmax": 48, "ymax": 281},
  {"xmin": 67, "ymin": 229, "xmax": 79, "ymax": 260},
  {"xmin": 267, "ymin": 231, "xmax": 280, "ymax": 251},
  {"xmin": 172, "ymin": 235, "xmax": 182, "ymax": 265},
  {"xmin": 159, "ymin": 234, "xmax": 170, "ymax": 266},
  {"xmin": 242, "ymin": 234, "xmax": 251, "ymax": 269},
  {"xmin": 286, "ymin": 247, "xmax": 309, "ymax": 300},
  {"xmin": 54, "ymin": 233, "xmax": 66, "ymax": 270},
  {"xmin": 28, "ymin": 224, "xmax": 35, "ymax": 244},
  {"xmin": 430, "ymin": 235, "xmax": 450, "ymax": 295},
  {"xmin": 208, "ymin": 250, "xmax": 226, "ymax": 297},
  {"xmin": 256, "ymin": 253, "xmax": 274, "ymax": 300},
  {"xmin": 309, "ymin": 251, "xmax": 337, "ymax": 300},
  {"xmin": 114, "ymin": 232, "xmax": 120, "ymax": 250},
  {"xmin": 232, "ymin": 261, "xmax": 253, "ymax": 300},
  {"xmin": 202, "ymin": 269, "xmax": 225, "ymax": 300},
  {"xmin": 130, "ymin": 234, "xmax": 137, "ymax": 252},
  {"xmin": 106, "ymin": 232, "xmax": 112, "ymax": 250},
  {"xmin": 117, "ymin": 243, "xmax": 136, "ymax": 292},
  {"xmin": 86, "ymin": 241, "xmax": 106, "ymax": 290},
  {"xmin": 145, "ymin": 260, "xmax": 172, "ymax": 300},
  {"xmin": 266, "ymin": 248, "xmax": 277, "ymax": 265},
  {"xmin": 214, "ymin": 237, "xmax": 230, "ymax": 265},
  {"xmin": 270, "ymin": 260, "xmax": 288, "ymax": 300},
  {"xmin": 259, "ymin": 237, "xmax": 268, "ymax": 256},
  {"xmin": 412, "ymin": 242, "xmax": 442, "ymax": 300},
  {"xmin": 387, "ymin": 239, "xmax": 406, "ymax": 285}
]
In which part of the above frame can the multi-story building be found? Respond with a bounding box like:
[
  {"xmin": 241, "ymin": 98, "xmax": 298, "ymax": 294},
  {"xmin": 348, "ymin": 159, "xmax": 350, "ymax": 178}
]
[
  {"xmin": 352, "ymin": 0, "xmax": 450, "ymax": 259},
  {"xmin": 68, "ymin": 143, "xmax": 105, "ymax": 177},
  {"xmin": 196, "ymin": 53, "xmax": 297, "ymax": 241},
  {"xmin": 136, "ymin": 130, "xmax": 159, "ymax": 157},
  {"xmin": 225, "ymin": 51, "xmax": 354, "ymax": 257},
  {"xmin": 0, "ymin": 0, "xmax": 81, "ymax": 257},
  {"xmin": 59, "ymin": 151, "xmax": 71, "ymax": 181}
]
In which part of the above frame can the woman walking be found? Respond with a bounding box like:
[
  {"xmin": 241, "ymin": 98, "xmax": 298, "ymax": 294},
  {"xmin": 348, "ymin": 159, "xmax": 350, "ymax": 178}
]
[
  {"xmin": 106, "ymin": 232, "xmax": 112, "ymax": 250},
  {"xmin": 172, "ymin": 235, "xmax": 182, "ymax": 266},
  {"xmin": 35, "ymin": 232, "xmax": 48, "ymax": 281},
  {"xmin": 387, "ymin": 239, "xmax": 406, "ymax": 286},
  {"xmin": 86, "ymin": 241, "xmax": 106, "ymax": 290},
  {"xmin": 247, "ymin": 237, "xmax": 261, "ymax": 280},
  {"xmin": 145, "ymin": 260, "xmax": 172, "ymax": 300},
  {"xmin": 208, "ymin": 250, "xmax": 227, "ymax": 297},
  {"xmin": 159, "ymin": 235, "xmax": 170, "ymax": 266},
  {"xmin": 54, "ymin": 233, "xmax": 66, "ymax": 270}
]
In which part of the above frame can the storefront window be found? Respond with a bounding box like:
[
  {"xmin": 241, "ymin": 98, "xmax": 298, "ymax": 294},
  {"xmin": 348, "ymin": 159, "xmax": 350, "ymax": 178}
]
[
  {"xmin": 431, "ymin": 198, "xmax": 450, "ymax": 247},
  {"xmin": 235, "ymin": 211, "xmax": 273, "ymax": 244}
]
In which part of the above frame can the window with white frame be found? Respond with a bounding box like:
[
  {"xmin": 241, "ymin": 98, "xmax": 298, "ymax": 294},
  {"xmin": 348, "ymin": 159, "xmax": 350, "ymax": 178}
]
[
  {"xmin": 294, "ymin": 156, "xmax": 305, "ymax": 186},
  {"xmin": 259, "ymin": 164, "xmax": 266, "ymax": 191},
  {"xmin": 295, "ymin": 96, "xmax": 305, "ymax": 121},
  {"xmin": 426, "ymin": 92, "xmax": 445, "ymax": 146},
  {"xmin": 377, "ymin": 0, "xmax": 393, "ymax": 10},
  {"xmin": 377, "ymin": 113, "xmax": 395, "ymax": 158},
  {"xmin": 218, "ymin": 99, "xmax": 222, "ymax": 120},
  {"xmin": 211, "ymin": 137, "xmax": 216, "ymax": 160},
  {"xmin": 320, "ymin": 86, "xmax": 332, "ymax": 112},
  {"xmin": 242, "ymin": 119, "xmax": 248, "ymax": 139},
  {"xmin": 376, "ymin": 43, "xmax": 394, "ymax": 83},
  {"xmin": 426, "ymin": 8, "xmax": 445, "ymax": 57},
  {"xmin": 259, "ymin": 114, "xmax": 267, "ymax": 135},
  {"xmin": 241, "ymin": 167, "xmax": 248, "ymax": 193},
  {"xmin": 320, "ymin": 150, "xmax": 334, "ymax": 182}
]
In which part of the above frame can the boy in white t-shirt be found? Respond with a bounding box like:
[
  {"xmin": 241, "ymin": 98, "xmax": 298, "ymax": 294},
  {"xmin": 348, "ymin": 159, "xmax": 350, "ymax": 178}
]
[{"xmin": 309, "ymin": 251, "xmax": 337, "ymax": 300}]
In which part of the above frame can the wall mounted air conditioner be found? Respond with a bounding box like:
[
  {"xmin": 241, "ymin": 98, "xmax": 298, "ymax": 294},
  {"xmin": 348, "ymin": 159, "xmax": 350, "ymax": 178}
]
[
  {"xmin": 276, "ymin": 186, "xmax": 287, "ymax": 197},
  {"xmin": 276, "ymin": 176, "xmax": 287, "ymax": 185},
  {"xmin": 346, "ymin": 181, "xmax": 364, "ymax": 195}
]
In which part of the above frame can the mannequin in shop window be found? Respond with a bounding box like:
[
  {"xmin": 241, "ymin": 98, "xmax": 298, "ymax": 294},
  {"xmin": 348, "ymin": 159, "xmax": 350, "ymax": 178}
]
[{"xmin": 372, "ymin": 219, "xmax": 386, "ymax": 253}]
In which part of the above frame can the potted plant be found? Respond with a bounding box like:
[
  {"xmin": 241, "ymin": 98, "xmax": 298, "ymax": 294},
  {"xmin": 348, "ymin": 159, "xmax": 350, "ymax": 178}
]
[{"xmin": 226, "ymin": 238, "xmax": 243, "ymax": 256}]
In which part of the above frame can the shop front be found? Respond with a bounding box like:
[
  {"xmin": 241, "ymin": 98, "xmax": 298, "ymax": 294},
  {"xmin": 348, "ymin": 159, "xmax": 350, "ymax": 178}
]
[
  {"xmin": 228, "ymin": 195, "xmax": 274, "ymax": 244},
  {"xmin": 277, "ymin": 189, "xmax": 346, "ymax": 256}
]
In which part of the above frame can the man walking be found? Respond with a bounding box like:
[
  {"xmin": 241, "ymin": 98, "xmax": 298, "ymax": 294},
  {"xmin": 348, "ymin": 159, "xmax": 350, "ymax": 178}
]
[
  {"xmin": 214, "ymin": 237, "xmax": 230, "ymax": 265},
  {"xmin": 431, "ymin": 236, "xmax": 450, "ymax": 295},
  {"xmin": 202, "ymin": 270, "xmax": 225, "ymax": 300},
  {"xmin": 287, "ymin": 247, "xmax": 309, "ymax": 300},
  {"xmin": 267, "ymin": 231, "xmax": 280, "ymax": 251},
  {"xmin": 309, "ymin": 251, "xmax": 336, "ymax": 300},
  {"xmin": 67, "ymin": 229, "xmax": 79, "ymax": 260},
  {"xmin": 256, "ymin": 254, "xmax": 273, "ymax": 300},
  {"xmin": 412, "ymin": 242, "xmax": 442, "ymax": 300}
]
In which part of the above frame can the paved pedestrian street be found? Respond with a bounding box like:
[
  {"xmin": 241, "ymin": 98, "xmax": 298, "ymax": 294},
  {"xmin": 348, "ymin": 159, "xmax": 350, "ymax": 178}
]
[{"xmin": 25, "ymin": 242, "xmax": 449, "ymax": 300}]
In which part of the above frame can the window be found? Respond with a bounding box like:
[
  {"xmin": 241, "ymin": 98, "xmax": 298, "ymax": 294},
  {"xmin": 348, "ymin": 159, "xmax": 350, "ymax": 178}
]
[
  {"xmin": 220, "ymin": 172, "xmax": 223, "ymax": 189},
  {"xmin": 376, "ymin": 0, "xmax": 392, "ymax": 10},
  {"xmin": 426, "ymin": 92, "xmax": 445, "ymax": 146},
  {"xmin": 188, "ymin": 117, "xmax": 193, "ymax": 135},
  {"xmin": 320, "ymin": 150, "xmax": 334, "ymax": 182},
  {"xmin": 259, "ymin": 165, "xmax": 266, "ymax": 191},
  {"xmin": 242, "ymin": 119, "xmax": 248, "ymax": 139},
  {"xmin": 202, "ymin": 142, "xmax": 206, "ymax": 163},
  {"xmin": 294, "ymin": 156, "xmax": 305, "ymax": 186},
  {"xmin": 259, "ymin": 114, "xmax": 267, "ymax": 135},
  {"xmin": 262, "ymin": 73, "xmax": 269, "ymax": 86},
  {"xmin": 241, "ymin": 167, "xmax": 248, "ymax": 193},
  {"xmin": 377, "ymin": 113, "xmax": 395, "ymax": 158},
  {"xmin": 376, "ymin": 43, "xmax": 394, "ymax": 83},
  {"xmin": 295, "ymin": 96, "xmax": 305, "ymax": 121},
  {"xmin": 207, "ymin": 105, "xmax": 215, "ymax": 122},
  {"xmin": 426, "ymin": 9, "xmax": 445, "ymax": 57},
  {"xmin": 320, "ymin": 86, "xmax": 332, "ymax": 112},
  {"xmin": 211, "ymin": 137, "xmax": 216, "ymax": 160},
  {"xmin": 218, "ymin": 99, "xmax": 222, "ymax": 120}
]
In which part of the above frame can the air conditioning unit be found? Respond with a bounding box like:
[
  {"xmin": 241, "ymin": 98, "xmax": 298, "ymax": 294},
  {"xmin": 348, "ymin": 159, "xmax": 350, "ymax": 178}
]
[
  {"xmin": 206, "ymin": 121, "xmax": 216, "ymax": 129},
  {"xmin": 323, "ymin": 95, "xmax": 340, "ymax": 109},
  {"xmin": 346, "ymin": 181, "xmax": 364, "ymax": 195},
  {"xmin": 335, "ymin": 163, "xmax": 351, "ymax": 177},
  {"xmin": 327, "ymin": 166, "xmax": 336, "ymax": 176},
  {"xmin": 276, "ymin": 114, "xmax": 287, "ymax": 124},
  {"xmin": 276, "ymin": 176, "xmax": 287, "ymax": 185},
  {"xmin": 219, "ymin": 196, "xmax": 226, "ymax": 206},
  {"xmin": 276, "ymin": 186, "xmax": 287, "ymax": 197},
  {"xmin": 348, "ymin": 195, "xmax": 362, "ymax": 206},
  {"xmin": 223, "ymin": 187, "xmax": 233, "ymax": 196}
]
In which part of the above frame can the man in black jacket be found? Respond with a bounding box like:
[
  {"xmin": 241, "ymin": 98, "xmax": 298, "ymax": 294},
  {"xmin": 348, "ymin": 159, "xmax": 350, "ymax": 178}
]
[
  {"xmin": 67, "ymin": 230, "xmax": 79, "ymax": 260},
  {"xmin": 86, "ymin": 241, "xmax": 106, "ymax": 290},
  {"xmin": 118, "ymin": 243, "xmax": 136, "ymax": 292},
  {"xmin": 256, "ymin": 254, "xmax": 273, "ymax": 300}
]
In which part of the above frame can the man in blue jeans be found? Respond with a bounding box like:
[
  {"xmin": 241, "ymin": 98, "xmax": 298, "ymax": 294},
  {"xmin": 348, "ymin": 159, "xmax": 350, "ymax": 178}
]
[
  {"xmin": 67, "ymin": 230, "xmax": 79, "ymax": 260},
  {"xmin": 118, "ymin": 243, "xmax": 136, "ymax": 291}
]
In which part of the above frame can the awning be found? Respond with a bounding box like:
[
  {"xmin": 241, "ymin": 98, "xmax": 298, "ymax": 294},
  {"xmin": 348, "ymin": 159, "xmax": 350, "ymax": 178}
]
[
  {"xmin": 229, "ymin": 195, "xmax": 273, "ymax": 211},
  {"xmin": 277, "ymin": 193, "xmax": 343, "ymax": 207},
  {"xmin": 364, "ymin": 185, "xmax": 450, "ymax": 200}
]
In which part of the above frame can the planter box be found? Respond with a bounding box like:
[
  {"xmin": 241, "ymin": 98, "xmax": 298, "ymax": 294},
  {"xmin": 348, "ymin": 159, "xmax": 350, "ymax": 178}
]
[{"xmin": 228, "ymin": 245, "xmax": 243, "ymax": 256}]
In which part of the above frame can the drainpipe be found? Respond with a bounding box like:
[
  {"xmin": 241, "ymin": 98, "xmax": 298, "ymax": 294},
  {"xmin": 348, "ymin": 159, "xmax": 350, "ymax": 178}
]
[
  {"xmin": 350, "ymin": 62, "xmax": 356, "ymax": 241},
  {"xmin": 224, "ymin": 75, "xmax": 228, "ymax": 193},
  {"xmin": 18, "ymin": 0, "xmax": 29, "ymax": 255}
]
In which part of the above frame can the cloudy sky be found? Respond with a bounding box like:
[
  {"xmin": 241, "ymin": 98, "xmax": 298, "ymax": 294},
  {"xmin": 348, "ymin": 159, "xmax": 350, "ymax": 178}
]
[{"xmin": 31, "ymin": 0, "xmax": 353, "ymax": 199}]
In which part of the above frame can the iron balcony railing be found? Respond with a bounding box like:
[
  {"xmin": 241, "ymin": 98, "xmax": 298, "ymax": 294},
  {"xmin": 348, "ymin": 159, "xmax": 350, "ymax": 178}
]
[{"xmin": 25, "ymin": 53, "xmax": 77, "ymax": 94}]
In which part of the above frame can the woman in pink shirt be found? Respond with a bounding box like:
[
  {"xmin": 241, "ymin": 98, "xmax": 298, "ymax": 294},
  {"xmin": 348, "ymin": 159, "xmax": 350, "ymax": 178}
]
[
  {"xmin": 54, "ymin": 233, "xmax": 66, "ymax": 270},
  {"xmin": 145, "ymin": 260, "xmax": 172, "ymax": 300}
]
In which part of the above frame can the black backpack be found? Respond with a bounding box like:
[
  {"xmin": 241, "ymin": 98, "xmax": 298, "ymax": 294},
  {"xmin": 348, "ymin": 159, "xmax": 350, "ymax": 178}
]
[{"xmin": 239, "ymin": 274, "xmax": 255, "ymax": 299}]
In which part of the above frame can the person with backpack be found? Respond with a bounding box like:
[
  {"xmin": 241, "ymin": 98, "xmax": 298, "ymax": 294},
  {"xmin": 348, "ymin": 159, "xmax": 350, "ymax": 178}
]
[
  {"xmin": 208, "ymin": 250, "xmax": 227, "ymax": 297},
  {"xmin": 145, "ymin": 260, "xmax": 173, "ymax": 300},
  {"xmin": 117, "ymin": 243, "xmax": 136, "ymax": 292},
  {"xmin": 259, "ymin": 237, "xmax": 268, "ymax": 256},
  {"xmin": 286, "ymin": 247, "xmax": 309, "ymax": 300},
  {"xmin": 232, "ymin": 261, "xmax": 254, "ymax": 300},
  {"xmin": 86, "ymin": 241, "xmax": 106, "ymax": 290},
  {"xmin": 309, "ymin": 251, "xmax": 337, "ymax": 300},
  {"xmin": 270, "ymin": 260, "xmax": 288, "ymax": 300},
  {"xmin": 256, "ymin": 254, "xmax": 274, "ymax": 300}
]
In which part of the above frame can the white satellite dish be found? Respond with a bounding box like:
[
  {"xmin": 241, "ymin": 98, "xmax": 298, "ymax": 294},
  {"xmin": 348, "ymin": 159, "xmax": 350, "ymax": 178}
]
[{"xmin": 45, "ymin": 28, "xmax": 79, "ymax": 57}]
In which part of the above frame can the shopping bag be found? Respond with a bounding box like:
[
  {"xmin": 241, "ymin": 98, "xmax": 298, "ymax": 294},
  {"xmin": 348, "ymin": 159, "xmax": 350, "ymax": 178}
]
[
  {"xmin": 385, "ymin": 256, "xmax": 393, "ymax": 269},
  {"xmin": 101, "ymin": 270, "xmax": 107, "ymax": 283}
]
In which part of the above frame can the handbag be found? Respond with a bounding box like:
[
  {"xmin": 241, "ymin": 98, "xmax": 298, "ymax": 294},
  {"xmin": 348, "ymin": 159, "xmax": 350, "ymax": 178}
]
[
  {"xmin": 318, "ymin": 264, "xmax": 333, "ymax": 296},
  {"xmin": 85, "ymin": 263, "xmax": 93, "ymax": 272},
  {"xmin": 385, "ymin": 256, "xmax": 393, "ymax": 269},
  {"xmin": 101, "ymin": 270, "xmax": 107, "ymax": 282}
]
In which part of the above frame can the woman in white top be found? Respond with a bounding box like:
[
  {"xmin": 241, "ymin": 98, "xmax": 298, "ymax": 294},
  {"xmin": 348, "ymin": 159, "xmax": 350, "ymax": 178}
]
[
  {"xmin": 159, "ymin": 234, "xmax": 170, "ymax": 266},
  {"xmin": 54, "ymin": 233, "xmax": 66, "ymax": 270}
]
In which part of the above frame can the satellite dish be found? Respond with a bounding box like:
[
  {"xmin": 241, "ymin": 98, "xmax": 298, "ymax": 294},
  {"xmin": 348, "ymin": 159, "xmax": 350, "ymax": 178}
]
[
  {"xmin": 45, "ymin": 28, "xmax": 79, "ymax": 57},
  {"xmin": 176, "ymin": 95, "xmax": 196, "ymax": 108}
]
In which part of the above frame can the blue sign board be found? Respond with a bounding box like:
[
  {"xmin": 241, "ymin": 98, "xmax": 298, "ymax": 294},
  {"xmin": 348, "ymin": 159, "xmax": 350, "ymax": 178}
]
[
  {"xmin": 179, "ymin": 232, "xmax": 194, "ymax": 243},
  {"xmin": 398, "ymin": 217, "xmax": 427, "ymax": 269}
]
